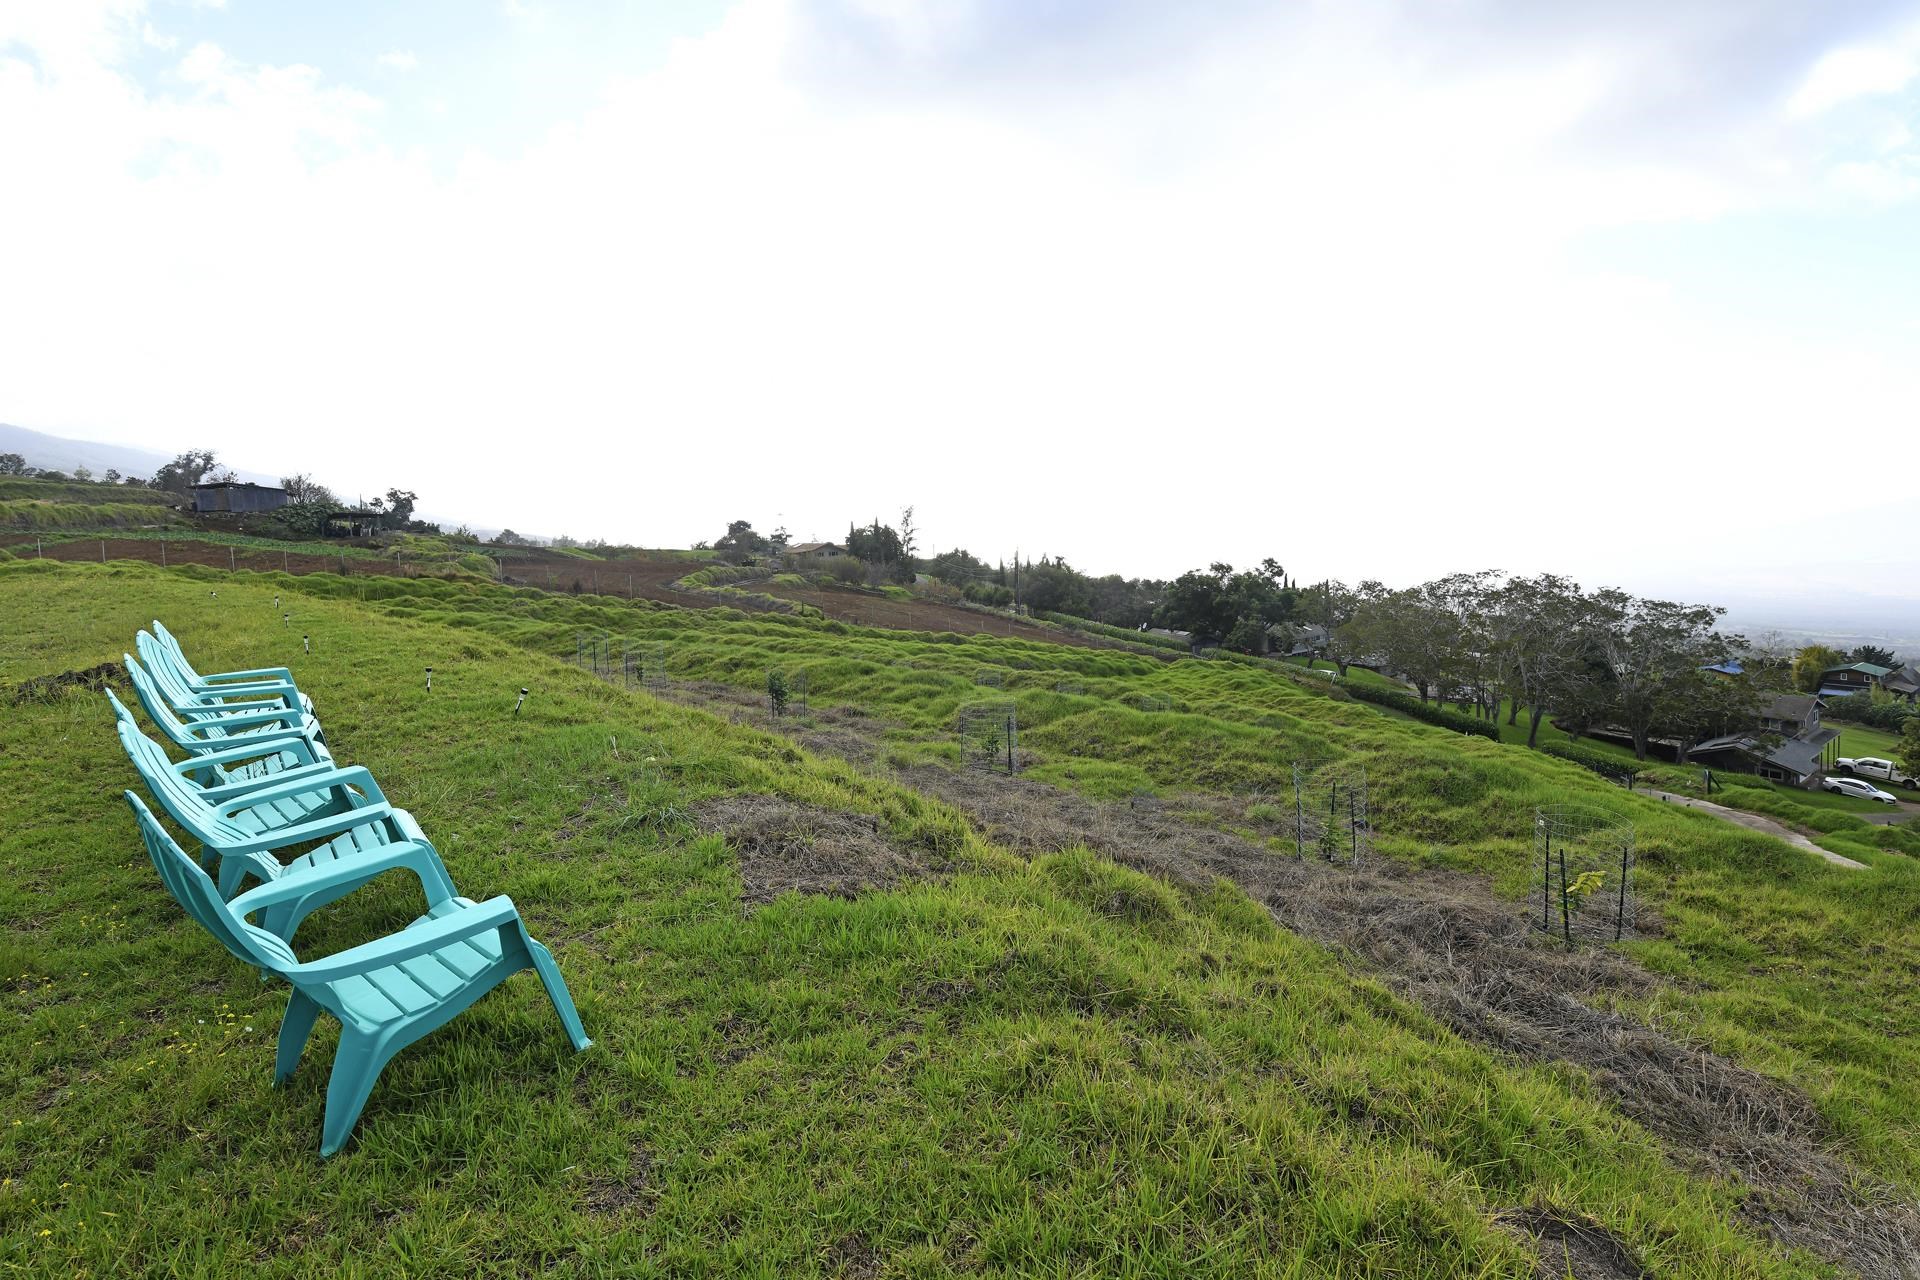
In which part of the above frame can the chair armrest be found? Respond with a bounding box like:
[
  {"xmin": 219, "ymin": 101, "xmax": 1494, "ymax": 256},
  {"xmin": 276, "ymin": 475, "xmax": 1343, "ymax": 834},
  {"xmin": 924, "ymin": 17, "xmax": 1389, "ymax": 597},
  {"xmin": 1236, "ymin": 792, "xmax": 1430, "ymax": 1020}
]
[
  {"xmin": 181, "ymin": 705, "xmax": 305, "ymax": 732},
  {"xmin": 169, "ymin": 736, "xmax": 323, "ymax": 775},
  {"xmin": 195, "ymin": 665, "xmax": 299, "ymax": 685},
  {"xmin": 224, "ymin": 801, "xmax": 396, "ymax": 857},
  {"xmin": 186, "ymin": 676, "xmax": 301, "ymax": 701},
  {"xmin": 216, "ymin": 766, "xmax": 385, "ymax": 820},
  {"xmin": 288, "ymin": 897, "xmax": 522, "ymax": 982},
  {"xmin": 196, "ymin": 759, "xmax": 344, "ymax": 804},
  {"xmin": 178, "ymin": 694, "xmax": 288, "ymax": 717},
  {"xmin": 174, "ymin": 723, "xmax": 315, "ymax": 753},
  {"xmin": 228, "ymin": 841, "xmax": 452, "ymax": 916}
]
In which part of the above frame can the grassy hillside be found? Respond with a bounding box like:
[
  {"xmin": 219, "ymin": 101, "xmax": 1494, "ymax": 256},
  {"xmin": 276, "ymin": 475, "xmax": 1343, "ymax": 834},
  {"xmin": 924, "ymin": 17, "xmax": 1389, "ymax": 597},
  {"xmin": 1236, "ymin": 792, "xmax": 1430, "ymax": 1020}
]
[
  {"xmin": 0, "ymin": 477, "xmax": 177, "ymax": 506},
  {"xmin": 0, "ymin": 499, "xmax": 182, "ymax": 530},
  {"xmin": 0, "ymin": 560, "xmax": 1883, "ymax": 1277},
  {"xmin": 266, "ymin": 571, "xmax": 1920, "ymax": 1191}
]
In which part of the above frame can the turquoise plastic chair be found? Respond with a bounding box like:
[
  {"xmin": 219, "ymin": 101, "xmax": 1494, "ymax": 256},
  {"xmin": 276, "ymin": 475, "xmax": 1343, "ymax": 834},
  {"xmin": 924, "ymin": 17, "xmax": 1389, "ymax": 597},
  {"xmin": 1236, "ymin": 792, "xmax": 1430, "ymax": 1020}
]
[
  {"xmin": 107, "ymin": 688, "xmax": 316, "ymax": 787},
  {"xmin": 138, "ymin": 628, "xmax": 313, "ymax": 716},
  {"xmin": 152, "ymin": 619, "xmax": 301, "ymax": 692},
  {"xmin": 124, "ymin": 656, "xmax": 327, "ymax": 761},
  {"xmin": 128, "ymin": 792, "xmax": 591, "ymax": 1156},
  {"xmin": 116, "ymin": 713, "xmax": 449, "ymax": 932},
  {"xmin": 133, "ymin": 641, "xmax": 301, "ymax": 719}
]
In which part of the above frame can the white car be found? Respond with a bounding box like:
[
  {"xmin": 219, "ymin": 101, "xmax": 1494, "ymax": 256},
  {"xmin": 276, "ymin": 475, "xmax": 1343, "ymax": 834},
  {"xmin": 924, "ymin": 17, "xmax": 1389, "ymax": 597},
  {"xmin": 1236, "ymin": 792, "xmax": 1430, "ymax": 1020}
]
[
  {"xmin": 1837, "ymin": 756, "xmax": 1916, "ymax": 787},
  {"xmin": 1822, "ymin": 776, "xmax": 1899, "ymax": 804}
]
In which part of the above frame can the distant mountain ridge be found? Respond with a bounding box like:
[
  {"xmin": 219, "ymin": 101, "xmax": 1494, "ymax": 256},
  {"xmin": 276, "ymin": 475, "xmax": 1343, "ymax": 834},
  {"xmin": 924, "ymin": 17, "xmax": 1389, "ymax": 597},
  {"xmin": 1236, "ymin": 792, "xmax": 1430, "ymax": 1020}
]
[{"xmin": 0, "ymin": 423, "xmax": 279, "ymax": 486}]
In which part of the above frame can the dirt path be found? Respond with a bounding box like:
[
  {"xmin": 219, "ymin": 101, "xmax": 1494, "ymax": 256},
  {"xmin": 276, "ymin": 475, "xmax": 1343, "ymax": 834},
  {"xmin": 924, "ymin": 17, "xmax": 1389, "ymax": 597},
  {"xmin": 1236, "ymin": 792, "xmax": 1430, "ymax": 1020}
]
[
  {"xmin": 1642, "ymin": 791, "xmax": 1867, "ymax": 869},
  {"xmin": 661, "ymin": 679, "xmax": 1920, "ymax": 1278}
]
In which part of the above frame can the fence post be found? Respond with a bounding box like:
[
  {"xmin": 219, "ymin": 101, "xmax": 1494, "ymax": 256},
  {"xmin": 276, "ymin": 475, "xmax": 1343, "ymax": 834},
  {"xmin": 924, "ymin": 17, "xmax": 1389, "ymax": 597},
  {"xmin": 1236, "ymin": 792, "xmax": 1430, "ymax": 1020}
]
[
  {"xmin": 1616, "ymin": 838, "xmax": 1630, "ymax": 941},
  {"xmin": 101, "ymin": 539, "xmax": 107, "ymax": 562},
  {"xmin": 1557, "ymin": 847, "xmax": 1572, "ymax": 944}
]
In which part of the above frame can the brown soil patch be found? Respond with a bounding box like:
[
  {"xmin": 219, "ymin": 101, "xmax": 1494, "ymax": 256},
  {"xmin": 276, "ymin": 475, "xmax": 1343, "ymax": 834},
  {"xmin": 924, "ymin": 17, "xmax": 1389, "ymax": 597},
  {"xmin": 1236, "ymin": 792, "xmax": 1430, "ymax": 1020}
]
[
  {"xmin": 664, "ymin": 681, "xmax": 1920, "ymax": 1278},
  {"xmin": 695, "ymin": 795, "xmax": 948, "ymax": 908},
  {"xmin": 1499, "ymin": 1207, "xmax": 1646, "ymax": 1280},
  {"xmin": 584, "ymin": 1147, "xmax": 656, "ymax": 1216},
  {"xmin": 824, "ymin": 1233, "xmax": 883, "ymax": 1279},
  {"xmin": 9, "ymin": 661, "xmax": 120, "ymax": 703}
]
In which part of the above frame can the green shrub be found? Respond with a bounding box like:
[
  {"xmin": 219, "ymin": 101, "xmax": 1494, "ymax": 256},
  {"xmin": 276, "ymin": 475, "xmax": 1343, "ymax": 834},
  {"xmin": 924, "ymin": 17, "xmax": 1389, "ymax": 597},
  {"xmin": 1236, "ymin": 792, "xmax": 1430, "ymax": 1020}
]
[
  {"xmin": 1539, "ymin": 740, "xmax": 1638, "ymax": 784},
  {"xmin": 1822, "ymin": 689, "xmax": 1916, "ymax": 731},
  {"xmin": 1343, "ymin": 682, "xmax": 1499, "ymax": 739}
]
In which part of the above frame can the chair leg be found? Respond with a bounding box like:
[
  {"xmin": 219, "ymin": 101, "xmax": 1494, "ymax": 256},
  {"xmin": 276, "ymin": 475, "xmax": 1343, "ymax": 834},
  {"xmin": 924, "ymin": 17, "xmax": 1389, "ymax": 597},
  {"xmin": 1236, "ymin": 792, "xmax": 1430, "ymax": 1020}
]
[
  {"xmin": 216, "ymin": 855, "xmax": 246, "ymax": 898},
  {"xmin": 276, "ymin": 991, "xmax": 322, "ymax": 1085},
  {"xmin": 320, "ymin": 1032, "xmax": 394, "ymax": 1158},
  {"xmin": 527, "ymin": 941, "xmax": 593, "ymax": 1051}
]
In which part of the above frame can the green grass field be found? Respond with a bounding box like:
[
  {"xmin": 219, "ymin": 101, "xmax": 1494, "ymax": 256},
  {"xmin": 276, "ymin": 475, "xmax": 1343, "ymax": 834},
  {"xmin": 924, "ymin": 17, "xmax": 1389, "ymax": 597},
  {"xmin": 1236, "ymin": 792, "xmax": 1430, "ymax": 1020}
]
[{"xmin": 3, "ymin": 561, "xmax": 1918, "ymax": 1275}]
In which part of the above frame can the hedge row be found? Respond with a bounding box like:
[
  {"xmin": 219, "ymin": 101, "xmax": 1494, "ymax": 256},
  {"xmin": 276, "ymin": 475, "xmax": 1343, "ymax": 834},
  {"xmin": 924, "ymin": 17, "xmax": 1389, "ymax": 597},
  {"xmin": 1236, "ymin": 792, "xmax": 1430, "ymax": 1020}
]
[
  {"xmin": 1343, "ymin": 683, "xmax": 1499, "ymax": 739},
  {"xmin": 1538, "ymin": 740, "xmax": 1638, "ymax": 784}
]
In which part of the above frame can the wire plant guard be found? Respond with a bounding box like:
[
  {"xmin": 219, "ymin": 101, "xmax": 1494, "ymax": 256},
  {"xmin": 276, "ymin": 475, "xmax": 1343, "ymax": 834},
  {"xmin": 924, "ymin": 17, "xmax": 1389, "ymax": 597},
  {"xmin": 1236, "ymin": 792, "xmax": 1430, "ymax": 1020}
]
[
  {"xmin": 956, "ymin": 700, "xmax": 1018, "ymax": 775},
  {"xmin": 1530, "ymin": 804, "xmax": 1636, "ymax": 945},
  {"xmin": 1290, "ymin": 761, "xmax": 1369, "ymax": 867}
]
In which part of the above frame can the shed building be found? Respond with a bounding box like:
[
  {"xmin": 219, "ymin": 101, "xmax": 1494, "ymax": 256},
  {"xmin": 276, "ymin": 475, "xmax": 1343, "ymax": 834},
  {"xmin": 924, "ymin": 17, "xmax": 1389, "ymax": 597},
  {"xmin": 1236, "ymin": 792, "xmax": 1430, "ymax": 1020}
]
[{"xmin": 191, "ymin": 481, "xmax": 288, "ymax": 515}]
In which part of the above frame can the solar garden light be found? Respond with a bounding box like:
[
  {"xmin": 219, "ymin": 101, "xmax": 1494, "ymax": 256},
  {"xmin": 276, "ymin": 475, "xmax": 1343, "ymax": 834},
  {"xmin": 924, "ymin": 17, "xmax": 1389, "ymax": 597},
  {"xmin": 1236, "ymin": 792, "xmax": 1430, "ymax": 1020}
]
[
  {"xmin": 515, "ymin": 687, "xmax": 529, "ymax": 715},
  {"xmin": 426, "ymin": 666, "xmax": 433, "ymax": 692},
  {"xmin": 282, "ymin": 613, "xmax": 289, "ymax": 627},
  {"xmin": 303, "ymin": 634, "xmax": 311, "ymax": 655}
]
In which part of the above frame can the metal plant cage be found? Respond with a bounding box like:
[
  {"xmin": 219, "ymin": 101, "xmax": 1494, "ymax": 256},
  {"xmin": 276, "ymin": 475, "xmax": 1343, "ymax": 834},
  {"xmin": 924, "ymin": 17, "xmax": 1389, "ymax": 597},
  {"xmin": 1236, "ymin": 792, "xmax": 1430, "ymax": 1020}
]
[
  {"xmin": 1290, "ymin": 762, "xmax": 1369, "ymax": 867},
  {"xmin": 1530, "ymin": 804, "xmax": 1636, "ymax": 944},
  {"xmin": 957, "ymin": 700, "xmax": 1018, "ymax": 774}
]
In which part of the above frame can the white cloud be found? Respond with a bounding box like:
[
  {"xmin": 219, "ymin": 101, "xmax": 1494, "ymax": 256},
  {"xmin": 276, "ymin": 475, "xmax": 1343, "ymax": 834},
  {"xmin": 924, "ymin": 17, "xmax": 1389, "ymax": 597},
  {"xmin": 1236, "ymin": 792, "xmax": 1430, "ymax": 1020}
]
[
  {"xmin": 0, "ymin": 0, "xmax": 1916, "ymax": 602},
  {"xmin": 1787, "ymin": 25, "xmax": 1920, "ymax": 116},
  {"xmin": 375, "ymin": 49, "xmax": 418, "ymax": 72}
]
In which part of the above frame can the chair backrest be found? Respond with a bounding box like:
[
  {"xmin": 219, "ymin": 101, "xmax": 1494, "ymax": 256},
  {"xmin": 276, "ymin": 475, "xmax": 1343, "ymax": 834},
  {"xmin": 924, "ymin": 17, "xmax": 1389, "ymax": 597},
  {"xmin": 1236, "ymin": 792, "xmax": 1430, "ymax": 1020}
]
[
  {"xmin": 115, "ymin": 716, "xmax": 254, "ymax": 849},
  {"xmin": 123, "ymin": 655, "xmax": 207, "ymax": 748},
  {"xmin": 136, "ymin": 630, "xmax": 193, "ymax": 690},
  {"xmin": 139, "ymin": 644, "xmax": 222, "ymax": 717},
  {"xmin": 149, "ymin": 621, "xmax": 198, "ymax": 679},
  {"xmin": 125, "ymin": 792, "xmax": 295, "ymax": 973}
]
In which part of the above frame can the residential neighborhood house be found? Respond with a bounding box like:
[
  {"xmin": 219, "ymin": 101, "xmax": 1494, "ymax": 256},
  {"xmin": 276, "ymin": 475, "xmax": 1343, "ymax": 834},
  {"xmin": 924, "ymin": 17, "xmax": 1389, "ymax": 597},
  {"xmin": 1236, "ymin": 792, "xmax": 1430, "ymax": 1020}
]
[{"xmin": 1685, "ymin": 693, "xmax": 1840, "ymax": 788}]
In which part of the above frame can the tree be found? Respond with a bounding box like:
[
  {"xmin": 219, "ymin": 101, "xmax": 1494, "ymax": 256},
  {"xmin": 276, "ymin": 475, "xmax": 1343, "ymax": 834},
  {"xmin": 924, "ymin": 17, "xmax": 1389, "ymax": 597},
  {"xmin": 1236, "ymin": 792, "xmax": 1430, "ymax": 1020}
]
[
  {"xmin": 383, "ymin": 488, "xmax": 419, "ymax": 525},
  {"xmin": 927, "ymin": 547, "xmax": 987, "ymax": 584},
  {"xmin": 1155, "ymin": 560, "xmax": 1295, "ymax": 650},
  {"xmin": 897, "ymin": 506, "xmax": 918, "ymax": 568},
  {"xmin": 1590, "ymin": 590, "xmax": 1737, "ymax": 760},
  {"xmin": 845, "ymin": 520, "xmax": 903, "ymax": 568},
  {"xmin": 1021, "ymin": 557, "xmax": 1093, "ymax": 617},
  {"xmin": 1899, "ymin": 718, "xmax": 1920, "ymax": 785},
  {"xmin": 1848, "ymin": 644, "xmax": 1899, "ymax": 669},
  {"xmin": 152, "ymin": 450, "xmax": 218, "ymax": 495},
  {"xmin": 0, "ymin": 453, "xmax": 25, "ymax": 475},
  {"xmin": 770, "ymin": 526, "xmax": 790, "ymax": 551},
  {"xmin": 1341, "ymin": 580, "xmax": 1452, "ymax": 701},
  {"xmin": 1791, "ymin": 644, "xmax": 1845, "ymax": 693},
  {"xmin": 103, "ymin": 468, "xmax": 121, "ymax": 484},
  {"xmin": 71, "ymin": 465, "xmax": 92, "ymax": 482},
  {"xmin": 492, "ymin": 528, "xmax": 533, "ymax": 546},
  {"xmin": 1490, "ymin": 574, "xmax": 1599, "ymax": 746},
  {"xmin": 1300, "ymin": 580, "xmax": 1361, "ymax": 675},
  {"xmin": 281, "ymin": 473, "xmax": 337, "ymax": 505},
  {"xmin": 1741, "ymin": 630, "xmax": 1794, "ymax": 688},
  {"xmin": 714, "ymin": 519, "xmax": 769, "ymax": 562}
]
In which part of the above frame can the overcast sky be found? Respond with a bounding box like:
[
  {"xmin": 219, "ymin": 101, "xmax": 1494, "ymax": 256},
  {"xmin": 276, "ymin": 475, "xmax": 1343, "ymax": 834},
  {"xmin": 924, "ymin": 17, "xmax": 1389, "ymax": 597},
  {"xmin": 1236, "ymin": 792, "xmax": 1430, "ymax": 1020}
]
[{"xmin": 2, "ymin": 0, "xmax": 1917, "ymax": 617}]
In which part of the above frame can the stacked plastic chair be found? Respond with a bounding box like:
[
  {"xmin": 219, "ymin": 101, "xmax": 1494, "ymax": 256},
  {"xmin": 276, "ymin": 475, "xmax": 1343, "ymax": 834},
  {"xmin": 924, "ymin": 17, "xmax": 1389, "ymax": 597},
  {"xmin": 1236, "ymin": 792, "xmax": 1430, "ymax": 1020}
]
[{"xmin": 114, "ymin": 621, "xmax": 590, "ymax": 1156}]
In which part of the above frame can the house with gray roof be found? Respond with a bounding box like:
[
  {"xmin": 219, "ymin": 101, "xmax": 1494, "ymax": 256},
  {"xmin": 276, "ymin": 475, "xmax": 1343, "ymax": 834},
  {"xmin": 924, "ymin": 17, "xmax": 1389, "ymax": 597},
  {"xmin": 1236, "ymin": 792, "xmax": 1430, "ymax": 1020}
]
[{"xmin": 1686, "ymin": 692, "xmax": 1840, "ymax": 788}]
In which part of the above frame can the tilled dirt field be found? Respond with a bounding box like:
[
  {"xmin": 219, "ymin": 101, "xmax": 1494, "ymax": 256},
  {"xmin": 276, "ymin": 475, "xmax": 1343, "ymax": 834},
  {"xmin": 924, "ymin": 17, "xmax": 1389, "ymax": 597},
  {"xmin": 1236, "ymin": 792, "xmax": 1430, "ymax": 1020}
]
[
  {"xmin": 0, "ymin": 536, "xmax": 415, "ymax": 577},
  {"xmin": 757, "ymin": 582, "xmax": 1123, "ymax": 649},
  {"xmin": 663, "ymin": 679, "xmax": 1920, "ymax": 1279}
]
